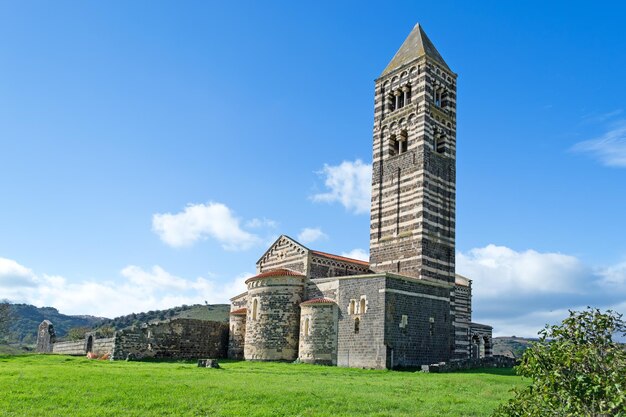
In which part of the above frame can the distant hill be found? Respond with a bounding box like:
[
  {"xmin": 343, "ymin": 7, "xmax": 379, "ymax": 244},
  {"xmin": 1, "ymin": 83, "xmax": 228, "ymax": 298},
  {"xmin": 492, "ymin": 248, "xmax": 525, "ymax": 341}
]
[
  {"xmin": 492, "ymin": 336, "xmax": 538, "ymax": 358},
  {"xmin": 5, "ymin": 304, "xmax": 106, "ymax": 345},
  {"xmin": 96, "ymin": 304, "xmax": 230, "ymax": 331},
  {"xmin": 2, "ymin": 302, "xmax": 231, "ymax": 347}
]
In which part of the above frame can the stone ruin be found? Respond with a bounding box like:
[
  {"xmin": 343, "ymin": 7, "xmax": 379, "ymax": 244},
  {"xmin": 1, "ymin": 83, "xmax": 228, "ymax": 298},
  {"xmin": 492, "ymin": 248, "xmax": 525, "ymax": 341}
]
[{"xmin": 36, "ymin": 318, "xmax": 228, "ymax": 361}]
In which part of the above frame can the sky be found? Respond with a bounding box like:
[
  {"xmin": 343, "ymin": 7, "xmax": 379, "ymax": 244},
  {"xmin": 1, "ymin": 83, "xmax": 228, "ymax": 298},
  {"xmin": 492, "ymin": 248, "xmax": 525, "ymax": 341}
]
[{"xmin": 1, "ymin": 1, "xmax": 625, "ymax": 337}]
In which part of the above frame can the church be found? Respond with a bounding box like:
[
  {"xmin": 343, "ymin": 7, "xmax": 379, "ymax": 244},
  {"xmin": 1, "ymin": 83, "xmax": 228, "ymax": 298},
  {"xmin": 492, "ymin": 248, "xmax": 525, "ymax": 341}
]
[{"xmin": 227, "ymin": 23, "xmax": 493, "ymax": 369}]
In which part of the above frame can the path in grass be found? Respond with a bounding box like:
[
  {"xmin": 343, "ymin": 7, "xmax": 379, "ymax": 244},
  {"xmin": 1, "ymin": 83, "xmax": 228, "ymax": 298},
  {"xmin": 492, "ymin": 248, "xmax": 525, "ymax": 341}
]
[{"xmin": 0, "ymin": 355, "xmax": 525, "ymax": 416}]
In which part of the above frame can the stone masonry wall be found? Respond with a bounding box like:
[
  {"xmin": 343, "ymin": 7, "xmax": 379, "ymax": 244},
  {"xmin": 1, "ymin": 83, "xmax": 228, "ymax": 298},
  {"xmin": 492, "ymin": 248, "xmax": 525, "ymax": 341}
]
[
  {"xmin": 298, "ymin": 303, "xmax": 338, "ymax": 365},
  {"xmin": 52, "ymin": 340, "xmax": 86, "ymax": 355},
  {"xmin": 244, "ymin": 275, "xmax": 304, "ymax": 361},
  {"xmin": 257, "ymin": 236, "xmax": 308, "ymax": 275},
  {"xmin": 112, "ymin": 318, "xmax": 228, "ymax": 360},
  {"xmin": 228, "ymin": 312, "xmax": 246, "ymax": 359},
  {"xmin": 336, "ymin": 276, "xmax": 387, "ymax": 369},
  {"xmin": 383, "ymin": 275, "xmax": 453, "ymax": 367}
]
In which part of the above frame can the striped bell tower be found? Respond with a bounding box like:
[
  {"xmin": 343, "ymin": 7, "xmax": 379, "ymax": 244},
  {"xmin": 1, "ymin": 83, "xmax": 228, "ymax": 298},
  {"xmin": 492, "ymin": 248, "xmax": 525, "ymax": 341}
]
[{"xmin": 369, "ymin": 23, "xmax": 457, "ymax": 285}]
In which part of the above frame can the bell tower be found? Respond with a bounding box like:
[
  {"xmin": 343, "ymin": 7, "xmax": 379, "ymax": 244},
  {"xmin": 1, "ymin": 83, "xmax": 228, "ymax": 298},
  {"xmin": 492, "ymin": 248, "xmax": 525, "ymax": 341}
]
[{"xmin": 369, "ymin": 23, "xmax": 457, "ymax": 284}]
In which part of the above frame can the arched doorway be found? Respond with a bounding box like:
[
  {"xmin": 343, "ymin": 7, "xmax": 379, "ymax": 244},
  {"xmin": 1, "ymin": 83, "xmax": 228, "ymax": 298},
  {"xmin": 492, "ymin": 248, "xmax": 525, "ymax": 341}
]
[
  {"xmin": 483, "ymin": 336, "xmax": 491, "ymax": 357},
  {"xmin": 86, "ymin": 335, "xmax": 93, "ymax": 354}
]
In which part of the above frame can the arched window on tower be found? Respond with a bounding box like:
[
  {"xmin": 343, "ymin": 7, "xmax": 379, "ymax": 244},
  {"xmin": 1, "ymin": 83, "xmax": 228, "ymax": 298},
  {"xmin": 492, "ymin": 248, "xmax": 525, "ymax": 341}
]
[
  {"xmin": 349, "ymin": 300, "xmax": 356, "ymax": 315},
  {"xmin": 252, "ymin": 299, "xmax": 258, "ymax": 321},
  {"xmin": 304, "ymin": 318, "xmax": 310, "ymax": 337}
]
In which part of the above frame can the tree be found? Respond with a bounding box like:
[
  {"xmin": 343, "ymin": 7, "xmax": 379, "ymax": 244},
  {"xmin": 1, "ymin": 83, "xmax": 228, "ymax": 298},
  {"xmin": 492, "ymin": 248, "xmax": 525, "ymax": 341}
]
[
  {"xmin": 494, "ymin": 308, "xmax": 626, "ymax": 417},
  {"xmin": 67, "ymin": 326, "xmax": 91, "ymax": 341}
]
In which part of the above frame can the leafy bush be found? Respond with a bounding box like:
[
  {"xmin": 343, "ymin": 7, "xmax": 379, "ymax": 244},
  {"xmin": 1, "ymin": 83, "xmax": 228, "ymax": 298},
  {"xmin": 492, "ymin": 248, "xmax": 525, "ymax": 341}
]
[{"xmin": 494, "ymin": 308, "xmax": 626, "ymax": 416}]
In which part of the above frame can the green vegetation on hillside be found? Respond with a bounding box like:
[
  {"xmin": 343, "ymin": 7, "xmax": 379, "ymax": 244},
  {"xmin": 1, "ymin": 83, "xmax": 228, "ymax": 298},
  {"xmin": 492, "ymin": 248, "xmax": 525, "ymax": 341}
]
[
  {"xmin": 2, "ymin": 303, "xmax": 230, "ymax": 347},
  {"xmin": 5, "ymin": 304, "xmax": 105, "ymax": 345},
  {"xmin": 95, "ymin": 303, "xmax": 230, "ymax": 331},
  {"xmin": 0, "ymin": 355, "xmax": 525, "ymax": 417}
]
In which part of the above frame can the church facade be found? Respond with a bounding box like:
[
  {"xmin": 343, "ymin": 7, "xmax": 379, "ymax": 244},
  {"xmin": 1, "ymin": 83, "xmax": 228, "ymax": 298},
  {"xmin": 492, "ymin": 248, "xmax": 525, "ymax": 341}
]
[{"xmin": 227, "ymin": 23, "xmax": 492, "ymax": 369}]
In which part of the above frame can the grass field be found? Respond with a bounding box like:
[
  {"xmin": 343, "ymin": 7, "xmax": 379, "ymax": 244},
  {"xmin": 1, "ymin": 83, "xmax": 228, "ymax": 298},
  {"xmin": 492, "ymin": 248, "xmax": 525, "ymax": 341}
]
[{"xmin": 0, "ymin": 355, "xmax": 525, "ymax": 417}]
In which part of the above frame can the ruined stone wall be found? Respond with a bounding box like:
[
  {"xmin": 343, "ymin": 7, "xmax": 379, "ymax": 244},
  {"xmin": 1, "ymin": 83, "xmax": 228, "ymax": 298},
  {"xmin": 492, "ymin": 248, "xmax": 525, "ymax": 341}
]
[
  {"xmin": 470, "ymin": 322, "xmax": 493, "ymax": 358},
  {"xmin": 336, "ymin": 276, "xmax": 387, "ymax": 369},
  {"xmin": 92, "ymin": 337, "xmax": 115, "ymax": 356},
  {"xmin": 52, "ymin": 340, "xmax": 86, "ymax": 355},
  {"xmin": 112, "ymin": 319, "xmax": 228, "ymax": 360},
  {"xmin": 383, "ymin": 275, "xmax": 453, "ymax": 367},
  {"xmin": 36, "ymin": 320, "xmax": 55, "ymax": 353},
  {"xmin": 228, "ymin": 311, "xmax": 246, "ymax": 359},
  {"xmin": 298, "ymin": 302, "xmax": 338, "ymax": 365},
  {"xmin": 244, "ymin": 275, "xmax": 304, "ymax": 361}
]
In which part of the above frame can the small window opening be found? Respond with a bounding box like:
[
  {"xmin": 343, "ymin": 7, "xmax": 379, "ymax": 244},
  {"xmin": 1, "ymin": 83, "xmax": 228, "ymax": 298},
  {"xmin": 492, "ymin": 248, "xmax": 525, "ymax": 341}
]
[
  {"xmin": 349, "ymin": 300, "xmax": 355, "ymax": 315},
  {"xmin": 252, "ymin": 299, "xmax": 258, "ymax": 321},
  {"xmin": 359, "ymin": 298, "xmax": 366, "ymax": 314},
  {"xmin": 354, "ymin": 317, "xmax": 360, "ymax": 334},
  {"xmin": 390, "ymin": 135, "xmax": 399, "ymax": 156},
  {"xmin": 399, "ymin": 315, "xmax": 408, "ymax": 328},
  {"xmin": 304, "ymin": 318, "xmax": 310, "ymax": 336},
  {"xmin": 429, "ymin": 317, "xmax": 435, "ymax": 336},
  {"xmin": 436, "ymin": 134, "xmax": 446, "ymax": 154},
  {"xmin": 398, "ymin": 93, "xmax": 404, "ymax": 108}
]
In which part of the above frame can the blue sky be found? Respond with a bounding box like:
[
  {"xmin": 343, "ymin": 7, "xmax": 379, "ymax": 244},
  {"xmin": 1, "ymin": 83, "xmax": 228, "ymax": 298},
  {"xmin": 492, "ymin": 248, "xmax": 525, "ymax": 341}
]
[{"xmin": 1, "ymin": 1, "xmax": 625, "ymax": 337}]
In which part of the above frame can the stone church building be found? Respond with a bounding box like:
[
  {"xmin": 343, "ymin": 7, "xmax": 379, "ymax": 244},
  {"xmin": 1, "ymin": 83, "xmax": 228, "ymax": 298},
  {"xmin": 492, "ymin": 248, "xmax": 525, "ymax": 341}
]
[{"xmin": 228, "ymin": 23, "xmax": 493, "ymax": 369}]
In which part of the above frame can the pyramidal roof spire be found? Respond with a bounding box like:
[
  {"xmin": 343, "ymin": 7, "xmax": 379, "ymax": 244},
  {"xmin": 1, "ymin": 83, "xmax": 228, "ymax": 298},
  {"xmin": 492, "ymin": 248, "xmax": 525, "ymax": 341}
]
[{"xmin": 381, "ymin": 23, "xmax": 451, "ymax": 76}]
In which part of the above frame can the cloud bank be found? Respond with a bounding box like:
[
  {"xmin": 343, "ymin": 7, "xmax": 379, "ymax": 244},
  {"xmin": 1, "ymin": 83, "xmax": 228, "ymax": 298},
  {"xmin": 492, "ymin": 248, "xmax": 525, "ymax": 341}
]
[
  {"xmin": 0, "ymin": 257, "xmax": 251, "ymax": 318},
  {"xmin": 457, "ymin": 244, "xmax": 626, "ymax": 337}
]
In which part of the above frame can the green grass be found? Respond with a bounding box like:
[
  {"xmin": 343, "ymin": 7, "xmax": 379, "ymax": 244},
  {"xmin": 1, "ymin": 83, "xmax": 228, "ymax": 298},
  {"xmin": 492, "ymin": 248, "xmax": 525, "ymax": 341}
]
[{"xmin": 0, "ymin": 355, "xmax": 525, "ymax": 417}]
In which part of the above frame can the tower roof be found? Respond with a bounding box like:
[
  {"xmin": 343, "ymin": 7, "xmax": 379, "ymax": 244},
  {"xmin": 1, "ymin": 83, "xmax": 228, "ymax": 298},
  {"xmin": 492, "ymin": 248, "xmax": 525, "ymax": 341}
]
[{"xmin": 381, "ymin": 23, "xmax": 451, "ymax": 77}]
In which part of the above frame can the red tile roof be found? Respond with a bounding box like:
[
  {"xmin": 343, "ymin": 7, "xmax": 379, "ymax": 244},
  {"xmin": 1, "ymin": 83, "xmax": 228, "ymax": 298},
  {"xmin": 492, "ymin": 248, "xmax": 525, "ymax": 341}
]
[
  {"xmin": 310, "ymin": 250, "xmax": 370, "ymax": 267},
  {"xmin": 301, "ymin": 298, "xmax": 336, "ymax": 306},
  {"xmin": 230, "ymin": 308, "xmax": 247, "ymax": 315},
  {"xmin": 245, "ymin": 268, "xmax": 305, "ymax": 284}
]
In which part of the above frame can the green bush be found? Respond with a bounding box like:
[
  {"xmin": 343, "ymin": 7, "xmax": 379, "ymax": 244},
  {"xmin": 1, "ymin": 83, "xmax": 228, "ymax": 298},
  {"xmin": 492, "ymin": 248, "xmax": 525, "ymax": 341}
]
[{"xmin": 494, "ymin": 308, "xmax": 626, "ymax": 416}]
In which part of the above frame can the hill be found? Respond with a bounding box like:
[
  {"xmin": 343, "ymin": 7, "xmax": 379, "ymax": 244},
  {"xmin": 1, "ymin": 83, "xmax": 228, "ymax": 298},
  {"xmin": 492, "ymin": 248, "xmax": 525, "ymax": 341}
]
[
  {"xmin": 492, "ymin": 336, "xmax": 538, "ymax": 358},
  {"xmin": 96, "ymin": 303, "xmax": 230, "ymax": 331},
  {"xmin": 2, "ymin": 303, "xmax": 231, "ymax": 347},
  {"xmin": 5, "ymin": 304, "xmax": 106, "ymax": 345}
]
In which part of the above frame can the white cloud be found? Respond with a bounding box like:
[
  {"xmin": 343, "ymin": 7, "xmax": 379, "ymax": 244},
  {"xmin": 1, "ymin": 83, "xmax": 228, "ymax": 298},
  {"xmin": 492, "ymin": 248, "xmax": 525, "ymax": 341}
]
[
  {"xmin": 297, "ymin": 227, "xmax": 328, "ymax": 244},
  {"xmin": 340, "ymin": 249, "xmax": 369, "ymax": 262},
  {"xmin": 571, "ymin": 120, "xmax": 626, "ymax": 167},
  {"xmin": 312, "ymin": 159, "xmax": 372, "ymax": 214},
  {"xmin": 245, "ymin": 218, "xmax": 277, "ymax": 229},
  {"xmin": 458, "ymin": 244, "xmax": 626, "ymax": 338},
  {"xmin": 0, "ymin": 257, "xmax": 253, "ymax": 318},
  {"xmin": 152, "ymin": 202, "xmax": 260, "ymax": 250}
]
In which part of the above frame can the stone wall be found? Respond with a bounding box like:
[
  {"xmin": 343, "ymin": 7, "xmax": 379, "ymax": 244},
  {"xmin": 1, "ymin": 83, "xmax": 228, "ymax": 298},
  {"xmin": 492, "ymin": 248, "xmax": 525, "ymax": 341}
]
[
  {"xmin": 244, "ymin": 274, "xmax": 304, "ymax": 361},
  {"xmin": 228, "ymin": 310, "xmax": 246, "ymax": 359},
  {"xmin": 298, "ymin": 301, "xmax": 338, "ymax": 365},
  {"xmin": 92, "ymin": 336, "xmax": 115, "ymax": 356},
  {"xmin": 336, "ymin": 276, "xmax": 387, "ymax": 369},
  {"xmin": 383, "ymin": 274, "xmax": 453, "ymax": 367},
  {"xmin": 257, "ymin": 236, "xmax": 308, "ymax": 275},
  {"xmin": 112, "ymin": 318, "xmax": 228, "ymax": 360},
  {"xmin": 52, "ymin": 340, "xmax": 86, "ymax": 355},
  {"xmin": 36, "ymin": 320, "xmax": 55, "ymax": 353},
  {"xmin": 309, "ymin": 252, "xmax": 369, "ymax": 279},
  {"xmin": 420, "ymin": 355, "xmax": 517, "ymax": 373}
]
